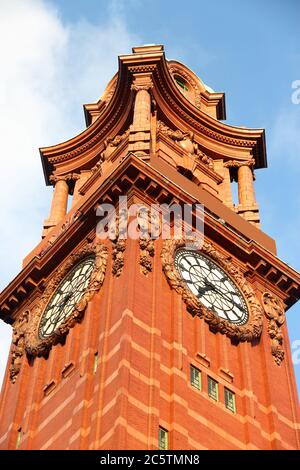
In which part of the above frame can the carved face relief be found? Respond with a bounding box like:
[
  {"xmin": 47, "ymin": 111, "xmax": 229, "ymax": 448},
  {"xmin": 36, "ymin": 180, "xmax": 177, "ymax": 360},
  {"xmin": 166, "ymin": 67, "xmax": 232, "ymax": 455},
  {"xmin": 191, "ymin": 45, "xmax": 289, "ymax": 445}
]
[
  {"xmin": 175, "ymin": 250, "xmax": 249, "ymax": 325},
  {"xmin": 161, "ymin": 239, "xmax": 263, "ymax": 342}
]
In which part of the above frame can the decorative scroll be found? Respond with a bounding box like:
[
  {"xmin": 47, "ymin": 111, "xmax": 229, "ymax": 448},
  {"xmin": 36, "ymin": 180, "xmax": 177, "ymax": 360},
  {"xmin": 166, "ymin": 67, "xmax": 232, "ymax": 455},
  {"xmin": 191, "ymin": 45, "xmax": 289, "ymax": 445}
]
[
  {"xmin": 262, "ymin": 292, "xmax": 286, "ymax": 365},
  {"xmin": 161, "ymin": 239, "xmax": 263, "ymax": 342},
  {"xmin": 49, "ymin": 173, "xmax": 80, "ymax": 185},
  {"xmin": 19, "ymin": 240, "xmax": 108, "ymax": 361},
  {"xmin": 131, "ymin": 83, "xmax": 153, "ymax": 92},
  {"xmin": 91, "ymin": 158, "xmax": 103, "ymax": 175},
  {"xmin": 224, "ymin": 158, "xmax": 255, "ymax": 169}
]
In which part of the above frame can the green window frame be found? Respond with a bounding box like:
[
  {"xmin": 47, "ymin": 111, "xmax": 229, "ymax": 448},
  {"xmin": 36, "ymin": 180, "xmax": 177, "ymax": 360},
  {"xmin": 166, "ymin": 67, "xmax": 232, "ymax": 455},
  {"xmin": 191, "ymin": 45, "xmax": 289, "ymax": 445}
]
[
  {"xmin": 174, "ymin": 75, "xmax": 189, "ymax": 93},
  {"xmin": 16, "ymin": 428, "xmax": 22, "ymax": 449},
  {"xmin": 93, "ymin": 351, "xmax": 99, "ymax": 375},
  {"xmin": 158, "ymin": 426, "xmax": 168, "ymax": 450},
  {"xmin": 190, "ymin": 365, "xmax": 201, "ymax": 390},
  {"xmin": 208, "ymin": 376, "xmax": 218, "ymax": 401},
  {"xmin": 224, "ymin": 388, "xmax": 236, "ymax": 413}
]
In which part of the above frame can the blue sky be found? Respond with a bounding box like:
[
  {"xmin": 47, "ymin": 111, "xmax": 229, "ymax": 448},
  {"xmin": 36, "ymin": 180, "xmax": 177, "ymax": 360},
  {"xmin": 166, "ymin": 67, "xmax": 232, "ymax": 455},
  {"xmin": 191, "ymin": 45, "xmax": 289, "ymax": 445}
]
[{"xmin": 0, "ymin": 0, "xmax": 299, "ymax": 395}]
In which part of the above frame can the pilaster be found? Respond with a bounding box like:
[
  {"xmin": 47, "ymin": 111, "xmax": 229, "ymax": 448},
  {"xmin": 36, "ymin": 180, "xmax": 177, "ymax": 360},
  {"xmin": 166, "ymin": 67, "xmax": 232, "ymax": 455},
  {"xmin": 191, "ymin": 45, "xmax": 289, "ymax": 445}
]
[{"xmin": 129, "ymin": 74, "xmax": 153, "ymax": 156}]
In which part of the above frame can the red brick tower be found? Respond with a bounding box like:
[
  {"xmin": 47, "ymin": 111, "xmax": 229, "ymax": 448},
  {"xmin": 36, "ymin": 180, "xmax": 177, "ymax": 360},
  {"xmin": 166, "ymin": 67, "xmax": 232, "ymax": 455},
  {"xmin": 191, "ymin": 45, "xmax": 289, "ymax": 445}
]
[{"xmin": 0, "ymin": 45, "xmax": 299, "ymax": 450}]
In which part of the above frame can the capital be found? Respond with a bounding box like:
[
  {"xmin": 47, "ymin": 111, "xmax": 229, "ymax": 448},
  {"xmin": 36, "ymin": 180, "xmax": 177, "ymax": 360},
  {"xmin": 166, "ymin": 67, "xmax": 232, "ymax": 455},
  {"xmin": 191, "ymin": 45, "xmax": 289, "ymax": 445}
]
[
  {"xmin": 49, "ymin": 173, "xmax": 80, "ymax": 184},
  {"xmin": 224, "ymin": 158, "xmax": 255, "ymax": 168},
  {"xmin": 131, "ymin": 73, "xmax": 153, "ymax": 93}
]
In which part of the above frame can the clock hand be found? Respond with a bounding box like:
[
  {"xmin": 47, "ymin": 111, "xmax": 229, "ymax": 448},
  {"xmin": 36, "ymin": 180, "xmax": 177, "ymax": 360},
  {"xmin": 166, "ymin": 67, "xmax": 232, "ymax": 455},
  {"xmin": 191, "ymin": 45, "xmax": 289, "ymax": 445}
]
[
  {"xmin": 54, "ymin": 285, "xmax": 86, "ymax": 323},
  {"xmin": 197, "ymin": 285, "xmax": 213, "ymax": 297},
  {"xmin": 203, "ymin": 279, "xmax": 244, "ymax": 312},
  {"xmin": 55, "ymin": 291, "xmax": 73, "ymax": 312}
]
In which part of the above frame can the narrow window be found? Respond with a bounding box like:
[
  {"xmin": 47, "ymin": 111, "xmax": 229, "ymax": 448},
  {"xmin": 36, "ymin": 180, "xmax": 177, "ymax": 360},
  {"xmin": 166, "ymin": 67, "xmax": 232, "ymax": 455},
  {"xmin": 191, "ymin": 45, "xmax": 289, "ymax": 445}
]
[
  {"xmin": 208, "ymin": 377, "xmax": 218, "ymax": 401},
  {"xmin": 225, "ymin": 388, "xmax": 236, "ymax": 413},
  {"xmin": 16, "ymin": 428, "xmax": 22, "ymax": 449},
  {"xmin": 93, "ymin": 351, "xmax": 98, "ymax": 375},
  {"xmin": 190, "ymin": 365, "xmax": 201, "ymax": 390},
  {"xmin": 158, "ymin": 427, "xmax": 168, "ymax": 450}
]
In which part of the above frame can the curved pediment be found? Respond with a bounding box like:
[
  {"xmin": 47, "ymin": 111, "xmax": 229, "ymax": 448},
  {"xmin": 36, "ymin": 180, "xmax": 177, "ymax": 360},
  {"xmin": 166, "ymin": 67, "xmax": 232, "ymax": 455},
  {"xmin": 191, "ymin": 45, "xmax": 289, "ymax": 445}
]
[{"xmin": 167, "ymin": 59, "xmax": 225, "ymax": 118}]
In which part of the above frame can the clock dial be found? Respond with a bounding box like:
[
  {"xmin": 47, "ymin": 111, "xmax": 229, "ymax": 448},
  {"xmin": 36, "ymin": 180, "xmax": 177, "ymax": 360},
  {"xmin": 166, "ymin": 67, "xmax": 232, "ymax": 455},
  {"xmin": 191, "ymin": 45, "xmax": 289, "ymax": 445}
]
[
  {"xmin": 39, "ymin": 256, "xmax": 95, "ymax": 339},
  {"xmin": 175, "ymin": 250, "xmax": 249, "ymax": 325}
]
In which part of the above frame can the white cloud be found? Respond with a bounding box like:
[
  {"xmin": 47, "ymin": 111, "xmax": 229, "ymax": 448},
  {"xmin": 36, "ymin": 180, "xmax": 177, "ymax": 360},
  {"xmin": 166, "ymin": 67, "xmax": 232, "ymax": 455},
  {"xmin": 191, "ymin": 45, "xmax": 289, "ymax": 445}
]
[
  {"xmin": 0, "ymin": 0, "xmax": 139, "ymax": 385},
  {"xmin": 269, "ymin": 105, "xmax": 300, "ymax": 166}
]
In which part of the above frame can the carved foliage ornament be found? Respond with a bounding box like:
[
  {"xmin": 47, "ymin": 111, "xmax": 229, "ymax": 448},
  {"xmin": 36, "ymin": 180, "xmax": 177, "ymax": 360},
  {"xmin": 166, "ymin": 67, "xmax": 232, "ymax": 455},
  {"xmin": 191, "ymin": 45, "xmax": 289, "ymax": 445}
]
[
  {"xmin": 9, "ymin": 241, "xmax": 108, "ymax": 379},
  {"xmin": 110, "ymin": 206, "xmax": 161, "ymax": 277},
  {"xmin": 224, "ymin": 158, "xmax": 255, "ymax": 169},
  {"xmin": 90, "ymin": 129, "xmax": 130, "ymax": 175},
  {"xmin": 138, "ymin": 209, "xmax": 160, "ymax": 276},
  {"xmin": 161, "ymin": 239, "xmax": 263, "ymax": 341},
  {"xmin": 111, "ymin": 211, "xmax": 127, "ymax": 277},
  {"xmin": 49, "ymin": 173, "xmax": 80, "ymax": 185},
  {"xmin": 262, "ymin": 292, "xmax": 286, "ymax": 365},
  {"xmin": 131, "ymin": 83, "xmax": 153, "ymax": 92},
  {"xmin": 156, "ymin": 75, "xmax": 256, "ymax": 149},
  {"xmin": 157, "ymin": 121, "xmax": 214, "ymax": 169},
  {"xmin": 10, "ymin": 310, "xmax": 29, "ymax": 383}
]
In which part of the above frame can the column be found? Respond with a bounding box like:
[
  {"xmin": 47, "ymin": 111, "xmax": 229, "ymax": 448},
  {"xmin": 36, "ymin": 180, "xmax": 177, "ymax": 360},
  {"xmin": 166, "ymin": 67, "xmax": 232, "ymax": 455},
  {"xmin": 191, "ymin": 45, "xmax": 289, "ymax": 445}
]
[
  {"xmin": 235, "ymin": 159, "xmax": 260, "ymax": 226},
  {"xmin": 237, "ymin": 163, "xmax": 256, "ymax": 206},
  {"xmin": 49, "ymin": 178, "xmax": 69, "ymax": 222},
  {"xmin": 129, "ymin": 74, "xmax": 153, "ymax": 155},
  {"xmin": 132, "ymin": 88, "xmax": 151, "ymax": 128},
  {"xmin": 42, "ymin": 176, "xmax": 69, "ymax": 237}
]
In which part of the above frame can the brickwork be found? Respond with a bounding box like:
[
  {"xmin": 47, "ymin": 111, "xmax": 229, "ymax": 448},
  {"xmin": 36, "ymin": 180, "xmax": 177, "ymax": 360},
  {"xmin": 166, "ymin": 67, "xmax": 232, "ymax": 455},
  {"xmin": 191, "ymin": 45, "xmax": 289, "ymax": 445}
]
[
  {"xmin": 0, "ymin": 236, "xmax": 299, "ymax": 450},
  {"xmin": 0, "ymin": 44, "xmax": 299, "ymax": 451}
]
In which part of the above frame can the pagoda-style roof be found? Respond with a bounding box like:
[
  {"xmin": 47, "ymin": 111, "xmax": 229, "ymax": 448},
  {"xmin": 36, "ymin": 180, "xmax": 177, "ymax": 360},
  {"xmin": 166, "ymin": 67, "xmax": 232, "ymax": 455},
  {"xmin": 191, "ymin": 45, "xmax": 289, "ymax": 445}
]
[{"xmin": 40, "ymin": 45, "xmax": 267, "ymax": 185}]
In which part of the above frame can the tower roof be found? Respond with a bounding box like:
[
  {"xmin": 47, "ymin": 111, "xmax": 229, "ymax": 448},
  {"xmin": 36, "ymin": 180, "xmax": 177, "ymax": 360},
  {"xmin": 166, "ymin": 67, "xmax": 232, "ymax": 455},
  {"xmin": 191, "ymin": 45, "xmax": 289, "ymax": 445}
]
[{"xmin": 40, "ymin": 44, "xmax": 267, "ymax": 185}]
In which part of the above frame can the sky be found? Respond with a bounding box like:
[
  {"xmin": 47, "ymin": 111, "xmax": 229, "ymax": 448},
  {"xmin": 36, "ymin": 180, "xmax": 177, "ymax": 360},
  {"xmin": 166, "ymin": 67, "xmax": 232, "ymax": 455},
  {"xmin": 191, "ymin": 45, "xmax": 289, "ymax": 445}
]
[{"xmin": 0, "ymin": 0, "xmax": 299, "ymax": 397}]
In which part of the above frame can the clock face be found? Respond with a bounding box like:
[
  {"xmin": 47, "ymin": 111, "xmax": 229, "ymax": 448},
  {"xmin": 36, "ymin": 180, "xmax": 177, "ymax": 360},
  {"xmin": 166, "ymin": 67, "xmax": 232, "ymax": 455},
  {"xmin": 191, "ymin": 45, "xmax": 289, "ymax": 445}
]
[
  {"xmin": 175, "ymin": 250, "xmax": 249, "ymax": 325},
  {"xmin": 38, "ymin": 256, "xmax": 95, "ymax": 339}
]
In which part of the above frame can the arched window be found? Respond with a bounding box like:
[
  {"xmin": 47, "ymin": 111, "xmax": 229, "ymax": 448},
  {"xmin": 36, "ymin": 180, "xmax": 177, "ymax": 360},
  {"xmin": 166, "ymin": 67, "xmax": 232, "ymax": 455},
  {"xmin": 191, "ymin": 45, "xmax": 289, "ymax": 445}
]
[{"xmin": 174, "ymin": 75, "xmax": 189, "ymax": 94}]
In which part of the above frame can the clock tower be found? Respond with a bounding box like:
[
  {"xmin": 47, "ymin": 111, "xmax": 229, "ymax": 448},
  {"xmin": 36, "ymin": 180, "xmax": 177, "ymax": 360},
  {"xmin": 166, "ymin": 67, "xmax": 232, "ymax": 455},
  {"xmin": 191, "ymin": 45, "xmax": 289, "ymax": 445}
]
[{"xmin": 0, "ymin": 45, "xmax": 299, "ymax": 450}]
